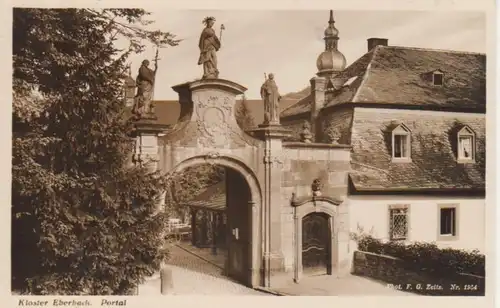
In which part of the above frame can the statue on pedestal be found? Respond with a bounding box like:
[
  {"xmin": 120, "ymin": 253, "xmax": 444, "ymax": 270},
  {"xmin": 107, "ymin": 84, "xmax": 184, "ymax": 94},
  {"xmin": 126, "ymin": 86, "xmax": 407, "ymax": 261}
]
[
  {"xmin": 132, "ymin": 59, "xmax": 158, "ymax": 118},
  {"xmin": 198, "ymin": 16, "xmax": 224, "ymax": 79},
  {"xmin": 260, "ymin": 73, "xmax": 282, "ymax": 125}
]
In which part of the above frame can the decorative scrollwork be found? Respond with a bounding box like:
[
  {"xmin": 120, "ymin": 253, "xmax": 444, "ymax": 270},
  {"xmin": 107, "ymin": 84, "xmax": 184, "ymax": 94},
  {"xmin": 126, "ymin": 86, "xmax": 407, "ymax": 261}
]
[
  {"xmin": 205, "ymin": 152, "xmax": 221, "ymax": 165},
  {"xmin": 195, "ymin": 95, "xmax": 232, "ymax": 148}
]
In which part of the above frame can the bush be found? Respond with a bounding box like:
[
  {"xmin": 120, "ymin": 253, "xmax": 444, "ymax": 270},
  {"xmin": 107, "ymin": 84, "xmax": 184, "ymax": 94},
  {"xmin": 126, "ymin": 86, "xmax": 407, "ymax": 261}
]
[{"xmin": 356, "ymin": 235, "xmax": 485, "ymax": 276}]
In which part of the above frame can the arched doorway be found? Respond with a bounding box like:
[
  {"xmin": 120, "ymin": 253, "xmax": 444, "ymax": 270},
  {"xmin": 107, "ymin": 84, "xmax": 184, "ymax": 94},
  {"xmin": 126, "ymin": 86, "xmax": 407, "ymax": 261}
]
[
  {"xmin": 292, "ymin": 197, "xmax": 341, "ymax": 283},
  {"xmin": 164, "ymin": 155, "xmax": 262, "ymax": 287},
  {"xmin": 301, "ymin": 212, "xmax": 331, "ymax": 276}
]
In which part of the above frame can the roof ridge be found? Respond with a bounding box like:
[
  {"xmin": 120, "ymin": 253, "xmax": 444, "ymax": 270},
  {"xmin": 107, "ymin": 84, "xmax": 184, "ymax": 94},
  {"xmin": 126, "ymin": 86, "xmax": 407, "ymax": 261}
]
[
  {"xmin": 351, "ymin": 47, "xmax": 379, "ymax": 103},
  {"xmin": 380, "ymin": 45, "xmax": 486, "ymax": 56}
]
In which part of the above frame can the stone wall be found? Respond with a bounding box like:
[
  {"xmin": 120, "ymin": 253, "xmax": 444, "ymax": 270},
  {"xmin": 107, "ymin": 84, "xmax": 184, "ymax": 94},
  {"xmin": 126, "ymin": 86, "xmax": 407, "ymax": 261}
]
[
  {"xmin": 281, "ymin": 142, "xmax": 351, "ymax": 198},
  {"xmin": 279, "ymin": 142, "xmax": 351, "ymax": 275},
  {"xmin": 351, "ymin": 251, "xmax": 485, "ymax": 296}
]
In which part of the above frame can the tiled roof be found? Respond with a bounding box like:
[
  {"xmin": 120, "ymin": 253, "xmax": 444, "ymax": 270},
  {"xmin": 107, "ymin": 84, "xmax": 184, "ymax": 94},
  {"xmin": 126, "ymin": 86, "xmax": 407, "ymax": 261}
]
[
  {"xmin": 349, "ymin": 108, "xmax": 486, "ymax": 192},
  {"xmin": 281, "ymin": 46, "xmax": 486, "ymax": 118},
  {"xmin": 152, "ymin": 98, "xmax": 298, "ymax": 127},
  {"xmin": 280, "ymin": 95, "xmax": 312, "ymax": 118},
  {"xmin": 183, "ymin": 181, "xmax": 226, "ymax": 211},
  {"xmin": 153, "ymin": 100, "xmax": 180, "ymax": 125}
]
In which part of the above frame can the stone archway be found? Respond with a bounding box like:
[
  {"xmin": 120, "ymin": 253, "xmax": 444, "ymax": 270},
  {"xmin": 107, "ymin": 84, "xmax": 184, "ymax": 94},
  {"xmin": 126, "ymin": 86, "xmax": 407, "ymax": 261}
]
[
  {"xmin": 292, "ymin": 196, "xmax": 344, "ymax": 283},
  {"xmin": 166, "ymin": 154, "xmax": 263, "ymax": 287}
]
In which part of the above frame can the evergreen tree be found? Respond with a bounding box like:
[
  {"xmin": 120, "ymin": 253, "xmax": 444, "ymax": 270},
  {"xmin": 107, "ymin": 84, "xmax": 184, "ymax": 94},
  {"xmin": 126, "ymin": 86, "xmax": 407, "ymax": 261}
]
[
  {"xmin": 12, "ymin": 8, "xmax": 180, "ymax": 295},
  {"xmin": 164, "ymin": 165, "xmax": 225, "ymax": 222},
  {"xmin": 235, "ymin": 94, "xmax": 256, "ymax": 132}
]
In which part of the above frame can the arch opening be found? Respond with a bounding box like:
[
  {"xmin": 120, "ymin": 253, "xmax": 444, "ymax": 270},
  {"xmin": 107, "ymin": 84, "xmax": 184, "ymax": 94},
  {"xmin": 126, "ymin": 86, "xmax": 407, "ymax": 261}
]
[{"xmin": 163, "ymin": 155, "xmax": 262, "ymax": 287}]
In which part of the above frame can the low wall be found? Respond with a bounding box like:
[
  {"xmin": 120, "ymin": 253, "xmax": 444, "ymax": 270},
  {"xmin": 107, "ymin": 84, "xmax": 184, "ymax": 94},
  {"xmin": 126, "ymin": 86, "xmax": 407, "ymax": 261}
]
[{"xmin": 351, "ymin": 251, "xmax": 485, "ymax": 296}]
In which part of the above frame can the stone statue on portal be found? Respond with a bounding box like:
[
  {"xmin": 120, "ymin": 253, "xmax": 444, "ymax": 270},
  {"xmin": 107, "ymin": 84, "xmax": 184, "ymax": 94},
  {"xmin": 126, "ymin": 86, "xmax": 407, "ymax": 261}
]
[
  {"xmin": 260, "ymin": 73, "xmax": 282, "ymax": 125},
  {"xmin": 198, "ymin": 16, "xmax": 221, "ymax": 79},
  {"xmin": 132, "ymin": 59, "xmax": 157, "ymax": 118}
]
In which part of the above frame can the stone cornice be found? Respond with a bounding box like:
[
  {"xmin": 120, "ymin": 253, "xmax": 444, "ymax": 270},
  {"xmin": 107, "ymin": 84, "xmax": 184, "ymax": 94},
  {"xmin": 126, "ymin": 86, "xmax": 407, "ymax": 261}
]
[
  {"xmin": 290, "ymin": 195, "xmax": 343, "ymax": 207},
  {"xmin": 249, "ymin": 124, "xmax": 292, "ymax": 140},
  {"xmin": 131, "ymin": 119, "xmax": 172, "ymax": 136},
  {"xmin": 172, "ymin": 78, "xmax": 247, "ymax": 96},
  {"xmin": 283, "ymin": 142, "xmax": 351, "ymax": 149}
]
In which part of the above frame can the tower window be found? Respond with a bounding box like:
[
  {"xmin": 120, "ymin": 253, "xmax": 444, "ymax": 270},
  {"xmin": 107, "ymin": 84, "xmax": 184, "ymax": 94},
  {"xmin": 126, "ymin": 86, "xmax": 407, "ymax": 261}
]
[{"xmin": 432, "ymin": 71, "xmax": 444, "ymax": 86}]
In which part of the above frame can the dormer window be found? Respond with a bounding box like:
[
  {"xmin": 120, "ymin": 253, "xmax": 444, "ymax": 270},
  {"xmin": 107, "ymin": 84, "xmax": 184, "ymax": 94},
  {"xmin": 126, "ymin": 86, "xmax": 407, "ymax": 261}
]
[
  {"xmin": 432, "ymin": 70, "xmax": 444, "ymax": 86},
  {"xmin": 392, "ymin": 124, "xmax": 411, "ymax": 162},
  {"xmin": 457, "ymin": 126, "xmax": 475, "ymax": 162}
]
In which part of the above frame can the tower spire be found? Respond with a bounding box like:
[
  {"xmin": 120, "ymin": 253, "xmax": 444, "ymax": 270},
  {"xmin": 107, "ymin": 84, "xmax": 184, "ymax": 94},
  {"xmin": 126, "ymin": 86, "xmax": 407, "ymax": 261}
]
[
  {"xmin": 323, "ymin": 10, "xmax": 339, "ymax": 51},
  {"xmin": 316, "ymin": 10, "xmax": 346, "ymax": 77}
]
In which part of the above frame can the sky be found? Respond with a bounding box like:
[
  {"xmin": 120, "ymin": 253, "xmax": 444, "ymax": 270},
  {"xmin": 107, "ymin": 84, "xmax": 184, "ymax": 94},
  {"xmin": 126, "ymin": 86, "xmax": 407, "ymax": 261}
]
[{"xmin": 119, "ymin": 10, "xmax": 486, "ymax": 100}]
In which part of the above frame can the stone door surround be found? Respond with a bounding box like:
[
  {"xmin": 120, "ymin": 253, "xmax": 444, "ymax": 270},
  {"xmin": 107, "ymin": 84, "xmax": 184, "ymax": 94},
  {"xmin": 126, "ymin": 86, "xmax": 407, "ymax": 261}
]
[{"xmin": 291, "ymin": 195, "xmax": 343, "ymax": 283}]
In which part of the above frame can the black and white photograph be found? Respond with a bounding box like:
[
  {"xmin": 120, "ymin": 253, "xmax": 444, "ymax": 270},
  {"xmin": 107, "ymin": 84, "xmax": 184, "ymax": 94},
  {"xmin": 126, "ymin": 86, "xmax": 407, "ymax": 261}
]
[{"xmin": 9, "ymin": 2, "xmax": 495, "ymax": 304}]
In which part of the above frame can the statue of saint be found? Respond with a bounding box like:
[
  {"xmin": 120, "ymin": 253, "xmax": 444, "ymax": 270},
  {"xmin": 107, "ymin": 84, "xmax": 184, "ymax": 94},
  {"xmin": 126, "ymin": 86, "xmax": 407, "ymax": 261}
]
[
  {"xmin": 260, "ymin": 73, "xmax": 282, "ymax": 125},
  {"xmin": 198, "ymin": 16, "xmax": 221, "ymax": 79},
  {"xmin": 132, "ymin": 59, "xmax": 157, "ymax": 118}
]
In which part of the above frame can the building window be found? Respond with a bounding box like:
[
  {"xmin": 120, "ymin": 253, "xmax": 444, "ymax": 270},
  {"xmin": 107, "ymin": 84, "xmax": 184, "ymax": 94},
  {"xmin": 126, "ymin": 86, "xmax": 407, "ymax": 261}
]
[
  {"xmin": 433, "ymin": 71, "xmax": 444, "ymax": 86},
  {"xmin": 457, "ymin": 126, "xmax": 475, "ymax": 162},
  {"xmin": 389, "ymin": 205, "xmax": 409, "ymax": 240},
  {"xmin": 439, "ymin": 207, "xmax": 457, "ymax": 238},
  {"xmin": 392, "ymin": 124, "xmax": 411, "ymax": 161}
]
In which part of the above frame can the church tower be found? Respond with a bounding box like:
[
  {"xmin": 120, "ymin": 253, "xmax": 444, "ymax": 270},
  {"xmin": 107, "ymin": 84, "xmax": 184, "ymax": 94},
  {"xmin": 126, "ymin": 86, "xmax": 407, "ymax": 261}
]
[{"xmin": 310, "ymin": 10, "xmax": 347, "ymax": 139}]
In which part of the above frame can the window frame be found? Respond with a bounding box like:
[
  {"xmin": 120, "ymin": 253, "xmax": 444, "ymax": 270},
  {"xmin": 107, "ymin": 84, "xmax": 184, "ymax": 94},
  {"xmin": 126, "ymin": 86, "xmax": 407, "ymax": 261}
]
[
  {"xmin": 391, "ymin": 124, "xmax": 412, "ymax": 162},
  {"xmin": 457, "ymin": 126, "xmax": 476, "ymax": 163},
  {"xmin": 432, "ymin": 71, "xmax": 444, "ymax": 86},
  {"xmin": 388, "ymin": 204, "xmax": 410, "ymax": 241},
  {"xmin": 437, "ymin": 204, "xmax": 459, "ymax": 241}
]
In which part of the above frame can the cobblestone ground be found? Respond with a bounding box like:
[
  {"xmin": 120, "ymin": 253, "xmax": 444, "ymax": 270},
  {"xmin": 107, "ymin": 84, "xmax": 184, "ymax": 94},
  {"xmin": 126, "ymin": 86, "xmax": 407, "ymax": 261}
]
[{"xmin": 138, "ymin": 244, "xmax": 269, "ymax": 296}]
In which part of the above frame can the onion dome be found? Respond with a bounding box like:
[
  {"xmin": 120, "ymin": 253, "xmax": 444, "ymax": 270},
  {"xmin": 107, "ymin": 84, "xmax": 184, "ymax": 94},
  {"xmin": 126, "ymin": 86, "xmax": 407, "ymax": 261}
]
[{"xmin": 316, "ymin": 10, "xmax": 346, "ymax": 76}]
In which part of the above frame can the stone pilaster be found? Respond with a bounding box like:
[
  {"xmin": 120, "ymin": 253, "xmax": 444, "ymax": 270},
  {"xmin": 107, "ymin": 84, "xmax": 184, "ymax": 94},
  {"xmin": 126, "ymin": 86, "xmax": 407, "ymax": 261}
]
[{"xmin": 253, "ymin": 124, "xmax": 291, "ymax": 288}]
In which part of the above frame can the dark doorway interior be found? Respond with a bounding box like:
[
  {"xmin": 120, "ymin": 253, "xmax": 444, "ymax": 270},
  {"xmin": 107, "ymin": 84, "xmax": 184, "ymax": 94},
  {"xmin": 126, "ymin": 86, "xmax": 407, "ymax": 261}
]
[{"xmin": 168, "ymin": 164, "xmax": 252, "ymax": 286}]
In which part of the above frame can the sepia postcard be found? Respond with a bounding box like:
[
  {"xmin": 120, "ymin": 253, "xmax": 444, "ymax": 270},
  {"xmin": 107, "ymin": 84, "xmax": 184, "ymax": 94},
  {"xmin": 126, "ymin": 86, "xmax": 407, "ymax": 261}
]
[{"xmin": 6, "ymin": 0, "xmax": 496, "ymax": 308}]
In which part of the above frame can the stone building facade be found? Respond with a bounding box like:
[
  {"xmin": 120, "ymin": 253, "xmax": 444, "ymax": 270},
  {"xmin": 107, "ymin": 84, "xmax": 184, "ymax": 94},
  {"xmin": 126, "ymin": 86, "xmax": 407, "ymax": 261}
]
[
  {"xmin": 130, "ymin": 76, "xmax": 354, "ymax": 288},
  {"xmin": 127, "ymin": 10, "xmax": 486, "ymax": 290},
  {"xmin": 280, "ymin": 12, "xmax": 486, "ymax": 253}
]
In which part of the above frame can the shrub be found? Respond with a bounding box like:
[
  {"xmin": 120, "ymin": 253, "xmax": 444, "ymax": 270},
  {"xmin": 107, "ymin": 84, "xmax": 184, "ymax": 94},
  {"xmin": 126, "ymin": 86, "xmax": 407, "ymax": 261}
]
[{"xmin": 356, "ymin": 234, "xmax": 485, "ymax": 276}]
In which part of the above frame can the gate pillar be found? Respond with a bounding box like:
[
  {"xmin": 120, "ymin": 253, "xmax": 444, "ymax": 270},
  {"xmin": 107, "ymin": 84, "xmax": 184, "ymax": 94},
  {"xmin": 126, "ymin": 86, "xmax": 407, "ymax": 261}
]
[
  {"xmin": 131, "ymin": 116, "xmax": 171, "ymax": 212},
  {"xmin": 253, "ymin": 124, "xmax": 291, "ymax": 288}
]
